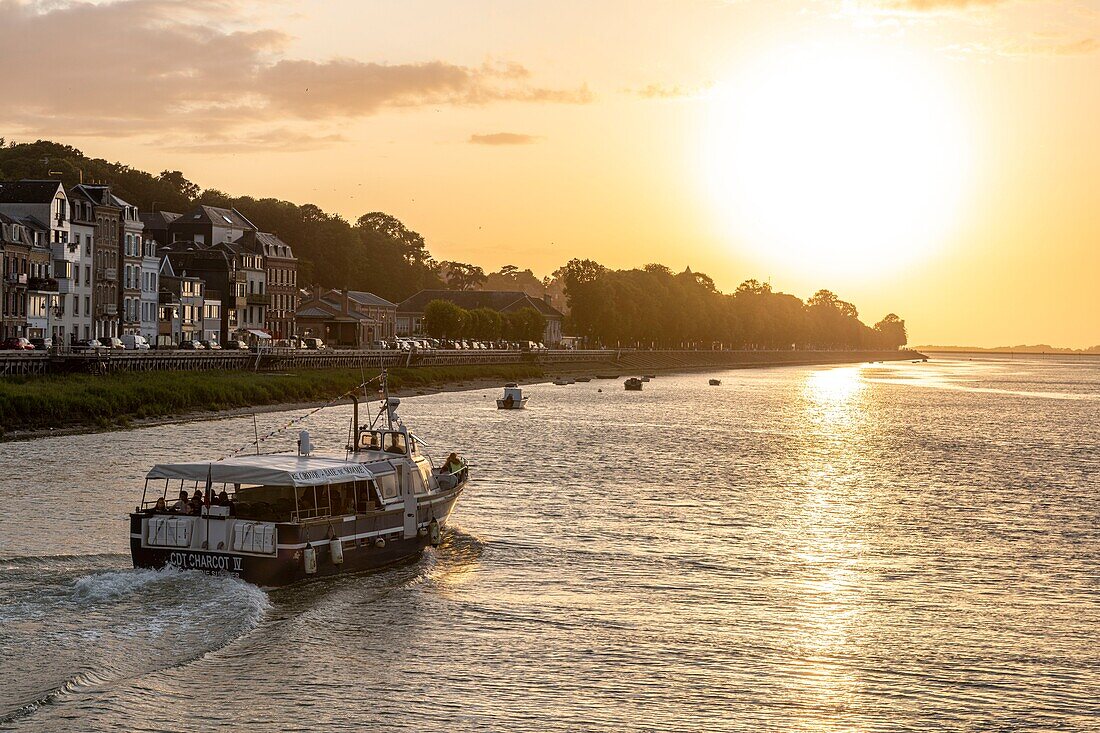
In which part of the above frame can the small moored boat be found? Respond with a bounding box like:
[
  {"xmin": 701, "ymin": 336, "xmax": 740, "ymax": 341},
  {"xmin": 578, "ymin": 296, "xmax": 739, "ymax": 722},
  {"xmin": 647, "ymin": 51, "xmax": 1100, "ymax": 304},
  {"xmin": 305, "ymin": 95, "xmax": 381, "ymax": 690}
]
[
  {"xmin": 129, "ymin": 385, "xmax": 468, "ymax": 587},
  {"xmin": 709, "ymin": 378, "xmax": 721, "ymax": 386},
  {"xmin": 496, "ymin": 383, "xmax": 528, "ymax": 409},
  {"xmin": 624, "ymin": 377, "xmax": 643, "ymax": 391}
]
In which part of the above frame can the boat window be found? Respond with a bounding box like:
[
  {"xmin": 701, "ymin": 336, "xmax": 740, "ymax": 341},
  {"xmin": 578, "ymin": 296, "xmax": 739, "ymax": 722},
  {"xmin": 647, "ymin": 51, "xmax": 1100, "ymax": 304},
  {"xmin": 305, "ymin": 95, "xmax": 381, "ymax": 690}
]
[
  {"xmin": 377, "ymin": 475, "xmax": 398, "ymax": 500},
  {"xmin": 385, "ymin": 433, "xmax": 407, "ymax": 455},
  {"xmin": 358, "ymin": 430, "xmax": 384, "ymax": 450},
  {"xmin": 234, "ymin": 485, "xmax": 296, "ymax": 522}
]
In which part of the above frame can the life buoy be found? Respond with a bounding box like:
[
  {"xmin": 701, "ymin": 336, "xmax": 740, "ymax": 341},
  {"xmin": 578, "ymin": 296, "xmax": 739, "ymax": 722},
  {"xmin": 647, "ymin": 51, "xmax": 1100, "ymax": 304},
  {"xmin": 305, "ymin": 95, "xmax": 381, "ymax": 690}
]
[{"xmin": 428, "ymin": 518, "xmax": 441, "ymax": 547}]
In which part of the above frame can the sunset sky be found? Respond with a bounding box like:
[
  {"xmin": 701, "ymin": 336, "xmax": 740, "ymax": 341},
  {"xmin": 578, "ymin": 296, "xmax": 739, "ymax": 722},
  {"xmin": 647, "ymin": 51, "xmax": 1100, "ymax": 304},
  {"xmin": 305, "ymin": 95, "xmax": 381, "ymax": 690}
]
[{"xmin": 2, "ymin": 0, "xmax": 1098, "ymax": 347}]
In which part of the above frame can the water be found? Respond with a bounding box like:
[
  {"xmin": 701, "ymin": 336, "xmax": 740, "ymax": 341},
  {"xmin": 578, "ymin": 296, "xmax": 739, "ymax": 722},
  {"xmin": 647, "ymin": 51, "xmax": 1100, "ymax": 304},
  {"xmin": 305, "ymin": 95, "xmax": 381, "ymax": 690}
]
[{"xmin": 0, "ymin": 355, "xmax": 1097, "ymax": 731}]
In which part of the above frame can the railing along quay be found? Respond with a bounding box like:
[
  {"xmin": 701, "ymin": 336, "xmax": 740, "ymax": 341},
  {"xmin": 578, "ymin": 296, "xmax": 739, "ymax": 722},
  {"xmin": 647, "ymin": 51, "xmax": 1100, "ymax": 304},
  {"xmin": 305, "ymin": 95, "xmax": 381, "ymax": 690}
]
[{"xmin": 0, "ymin": 348, "xmax": 623, "ymax": 377}]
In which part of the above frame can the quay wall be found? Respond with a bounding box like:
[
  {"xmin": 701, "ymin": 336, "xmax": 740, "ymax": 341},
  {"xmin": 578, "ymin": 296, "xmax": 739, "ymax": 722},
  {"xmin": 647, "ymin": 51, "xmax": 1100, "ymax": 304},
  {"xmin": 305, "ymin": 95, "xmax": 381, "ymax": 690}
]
[{"xmin": 0, "ymin": 348, "xmax": 922, "ymax": 378}]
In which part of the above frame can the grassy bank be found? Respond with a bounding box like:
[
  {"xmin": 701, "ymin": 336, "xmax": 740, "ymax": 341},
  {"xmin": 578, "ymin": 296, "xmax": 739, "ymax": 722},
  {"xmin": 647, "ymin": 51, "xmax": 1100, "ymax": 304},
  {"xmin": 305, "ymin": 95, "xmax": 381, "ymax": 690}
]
[{"xmin": 0, "ymin": 364, "xmax": 544, "ymax": 437}]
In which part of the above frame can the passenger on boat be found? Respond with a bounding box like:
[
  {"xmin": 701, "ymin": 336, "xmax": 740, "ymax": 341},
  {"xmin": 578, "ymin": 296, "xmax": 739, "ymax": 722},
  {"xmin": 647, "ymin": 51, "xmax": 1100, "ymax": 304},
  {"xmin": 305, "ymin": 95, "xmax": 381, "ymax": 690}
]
[
  {"xmin": 366, "ymin": 433, "xmax": 381, "ymax": 450},
  {"xmin": 444, "ymin": 452, "xmax": 465, "ymax": 475},
  {"xmin": 298, "ymin": 487, "xmax": 316, "ymax": 516},
  {"xmin": 172, "ymin": 490, "xmax": 191, "ymax": 514},
  {"xmin": 385, "ymin": 433, "xmax": 407, "ymax": 455},
  {"xmin": 217, "ymin": 490, "xmax": 233, "ymax": 513},
  {"xmin": 189, "ymin": 489, "xmax": 204, "ymax": 513},
  {"xmin": 153, "ymin": 496, "xmax": 167, "ymax": 513}
]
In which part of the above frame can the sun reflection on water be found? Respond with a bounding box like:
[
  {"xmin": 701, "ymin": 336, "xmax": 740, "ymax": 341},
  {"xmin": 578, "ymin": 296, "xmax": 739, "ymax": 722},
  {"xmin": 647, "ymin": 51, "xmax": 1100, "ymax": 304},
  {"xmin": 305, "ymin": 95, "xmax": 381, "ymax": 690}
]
[{"xmin": 786, "ymin": 366, "xmax": 872, "ymax": 725}]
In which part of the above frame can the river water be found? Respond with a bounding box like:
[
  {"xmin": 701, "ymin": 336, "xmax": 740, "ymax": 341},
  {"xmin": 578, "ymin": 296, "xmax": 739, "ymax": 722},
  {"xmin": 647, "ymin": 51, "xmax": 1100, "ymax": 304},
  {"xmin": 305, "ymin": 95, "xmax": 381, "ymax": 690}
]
[{"xmin": 0, "ymin": 355, "xmax": 1097, "ymax": 731}]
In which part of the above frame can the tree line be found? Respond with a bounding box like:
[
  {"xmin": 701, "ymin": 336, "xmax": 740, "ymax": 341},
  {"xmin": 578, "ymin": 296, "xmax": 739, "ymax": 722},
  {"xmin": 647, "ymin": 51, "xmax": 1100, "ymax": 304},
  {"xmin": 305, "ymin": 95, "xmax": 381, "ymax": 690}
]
[
  {"xmin": 0, "ymin": 140, "xmax": 907, "ymax": 349},
  {"xmin": 558, "ymin": 260, "xmax": 906, "ymax": 349},
  {"xmin": 422, "ymin": 301, "xmax": 547, "ymax": 342}
]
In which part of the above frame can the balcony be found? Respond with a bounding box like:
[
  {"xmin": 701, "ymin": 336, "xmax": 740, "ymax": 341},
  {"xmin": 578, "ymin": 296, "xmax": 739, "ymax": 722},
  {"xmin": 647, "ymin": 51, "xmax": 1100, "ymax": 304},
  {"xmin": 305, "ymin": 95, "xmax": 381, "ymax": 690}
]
[
  {"xmin": 246, "ymin": 293, "xmax": 268, "ymax": 306},
  {"xmin": 27, "ymin": 277, "xmax": 59, "ymax": 293}
]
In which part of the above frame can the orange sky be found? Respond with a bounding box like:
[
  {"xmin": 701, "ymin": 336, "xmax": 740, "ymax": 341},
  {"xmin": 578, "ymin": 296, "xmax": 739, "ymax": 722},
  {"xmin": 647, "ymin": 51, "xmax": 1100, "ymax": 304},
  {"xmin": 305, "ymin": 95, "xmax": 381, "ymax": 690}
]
[{"xmin": 2, "ymin": 0, "xmax": 1098, "ymax": 346}]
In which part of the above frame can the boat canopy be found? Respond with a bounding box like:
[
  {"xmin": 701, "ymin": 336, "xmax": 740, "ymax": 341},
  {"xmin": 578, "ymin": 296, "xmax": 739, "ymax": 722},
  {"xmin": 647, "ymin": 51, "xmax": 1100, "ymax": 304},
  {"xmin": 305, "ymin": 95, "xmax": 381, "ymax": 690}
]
[{"xmin": 146, "ymin": 454, "xmax": 375, "ymax": 487}]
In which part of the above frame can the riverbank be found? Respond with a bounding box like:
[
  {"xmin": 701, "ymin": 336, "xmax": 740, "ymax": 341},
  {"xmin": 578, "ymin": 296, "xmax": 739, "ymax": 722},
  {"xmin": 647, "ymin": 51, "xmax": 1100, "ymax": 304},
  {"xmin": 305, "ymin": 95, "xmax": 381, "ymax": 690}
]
[
  {"xmin": 0, "ymin": 350, "xmax": 923, "ymax": 441},
  {"xmin": 0, "ymin": 364, "xmax": 544, "ymax": 441}
]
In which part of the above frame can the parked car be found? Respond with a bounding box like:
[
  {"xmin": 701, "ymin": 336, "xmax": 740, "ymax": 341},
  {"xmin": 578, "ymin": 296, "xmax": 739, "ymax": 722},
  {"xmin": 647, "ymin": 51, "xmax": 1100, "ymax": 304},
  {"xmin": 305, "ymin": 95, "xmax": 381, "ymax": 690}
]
[
  {"xmin": 302, "ymin": 338, "xmax": 326, "ymax": 350},
  {"xmin": 223, "ymin": 340, "xmax": 249, "ymax": 350},
  {"xmin": 121, "ymin": 334, "xmax": 150, "ymax": 350},
  {"xmin": 1, "ymin": 337, "xmax": 35, "ymax": 350},
  {"xmin": 74, "ymin": 338, "xmax": 108, "ymax": 352},
  {"xmin": 98, "ymin": 337, "xmax": 124, "ymax": 349},
  {"xmin": 178, "ymin": 340, "xmax": 205, "ymax": 350},
  {"xmin": 29, "ymin": 337, "xmax": 52, "ymax": 350},
  {"xmin": 200, "ymin": 339, "xmax": 222, "ymax": 350}
]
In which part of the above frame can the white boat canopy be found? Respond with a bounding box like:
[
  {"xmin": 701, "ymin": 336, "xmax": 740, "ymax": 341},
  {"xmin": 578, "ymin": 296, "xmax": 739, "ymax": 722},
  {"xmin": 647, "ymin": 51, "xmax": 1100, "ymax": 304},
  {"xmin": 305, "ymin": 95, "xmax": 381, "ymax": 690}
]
[{"xmin": 146, "ymin": 454, "xmax": 376, "ymax": 487}]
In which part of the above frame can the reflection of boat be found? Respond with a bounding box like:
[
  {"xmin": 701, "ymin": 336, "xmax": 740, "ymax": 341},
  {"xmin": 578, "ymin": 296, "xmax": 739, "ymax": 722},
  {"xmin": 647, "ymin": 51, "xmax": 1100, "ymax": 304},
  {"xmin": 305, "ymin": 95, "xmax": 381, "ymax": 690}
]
[
  {"xmin": 496, "ymin": 383, "xmax": 528, "ymax": 409},
  {"xmin": 129, "ymin": 384, "xmax": 468, "ymax": 587},
  {"xmin": 709, "ymin": 378, "xmax": 721, "ymax": 386},
  {"xmin": 624, "ymin": 377, "xmax": 643, "ymax": 391}
]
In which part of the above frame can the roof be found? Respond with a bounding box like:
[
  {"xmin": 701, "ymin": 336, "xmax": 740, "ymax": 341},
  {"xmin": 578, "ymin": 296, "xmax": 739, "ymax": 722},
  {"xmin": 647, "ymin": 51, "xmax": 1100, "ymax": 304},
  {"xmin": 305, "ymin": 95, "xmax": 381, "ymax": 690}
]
[
  {"xmin": 69, "ymin": 184, "xmax": 119, "ymax": 208},
  {"xmin": 180, "ymin": 205, "xmax": 256, "ymax": 230},
  {"xmin": 236, "ymin": 231, "xmax": 296, "ymax": 260},
  {"xmin": 296, "ymin": 306, "xmax": 333, "ymax": 319},
  {"xmin": 141, "ymin": 211, "xmax": 181, "ymax": 228},
  {"xmin": 146, "ymin": 454, "xmax": 376, "ymax": 488},
  {"xmin": 397, "ymin": 289, "xmax": 563, "ymax": 318},
  {"xmin": 0, "ymin": 179, "xmax": 64, "ymax": 204}
]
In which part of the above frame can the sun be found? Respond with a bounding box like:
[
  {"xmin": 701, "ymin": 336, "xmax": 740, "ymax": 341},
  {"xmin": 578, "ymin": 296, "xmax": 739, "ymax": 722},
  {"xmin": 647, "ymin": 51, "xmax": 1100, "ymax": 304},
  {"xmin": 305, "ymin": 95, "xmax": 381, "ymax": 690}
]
[{"xmin": 699, "ymin": 41, "xmax": 973, "ymax": 278}]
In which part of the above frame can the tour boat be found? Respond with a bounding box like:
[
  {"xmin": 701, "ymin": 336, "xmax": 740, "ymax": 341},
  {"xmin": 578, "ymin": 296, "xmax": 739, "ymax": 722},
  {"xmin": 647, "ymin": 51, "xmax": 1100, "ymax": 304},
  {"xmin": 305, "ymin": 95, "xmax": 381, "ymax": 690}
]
[
  {"xmin": 496, "ymin": 383, "xmax": 528, "ymax": 409},
  {"xmin": 624, "ymin": 377, "xmax": 643, "ymax": 391},
  {"xmin": 709, "ymin": 378, "xmax": 721, "ymax": 386},
  {"xmin": 129, "ymin": 390, "xmax": 468, "ymax": 587}
]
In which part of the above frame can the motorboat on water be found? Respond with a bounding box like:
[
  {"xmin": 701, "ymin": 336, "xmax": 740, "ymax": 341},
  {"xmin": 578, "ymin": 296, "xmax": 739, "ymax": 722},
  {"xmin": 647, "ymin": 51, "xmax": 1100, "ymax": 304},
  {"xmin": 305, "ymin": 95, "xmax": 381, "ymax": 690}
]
[
  {"xmin": 624, "ymin": 377, "xmax": 643, "ymax": 391},
  {"xmin": 496, "ymin": 383, "xmax": 528, "ymax": 409},
  {"xmin": 639, "ymin": 376, "xmax": 650, "ymax": 383},
  {"xmin": 129, "ymin": 384, "xmax": 468, "ymax": 587},
  {"xmin": 709, "ymin": 378, "xmax": 721, "ymax": 386}
]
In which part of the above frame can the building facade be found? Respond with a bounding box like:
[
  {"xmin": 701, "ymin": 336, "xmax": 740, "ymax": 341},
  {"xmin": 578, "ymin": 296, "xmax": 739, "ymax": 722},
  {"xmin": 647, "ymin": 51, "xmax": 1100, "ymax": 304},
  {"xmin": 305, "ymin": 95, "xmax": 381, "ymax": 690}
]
[
  {"xmin": 67, "ymin": 187, "xmax": 97, "ymax": 343},
  {"xmin": 159, "ymin": 242, "xmax": 243, "ymax": 343},
  {"xmin": 295, "ymin": 288, "xmax": 396, "ymax": 347},
  {"xmin": 71, "ymin": 185, "xmax": 122, "ymax": 338},
  {"xmin": 239, "ymin": 231, "xmax": 297, "ymax": 339},
  {"xmin": 114, "ymin": 195, "xmax": 145, "ymax": 336}
]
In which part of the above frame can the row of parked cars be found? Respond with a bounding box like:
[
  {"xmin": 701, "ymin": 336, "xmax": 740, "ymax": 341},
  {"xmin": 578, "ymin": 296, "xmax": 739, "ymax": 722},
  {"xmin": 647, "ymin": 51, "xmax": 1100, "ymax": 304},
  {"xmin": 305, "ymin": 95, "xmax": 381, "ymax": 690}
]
[
  {"xmin": 377, "ymin": 338, "xmax": 548, "ymax": 351},
  {"xmin": 0, "ymin": 335, "xmax": 255, "ymax": 352}
]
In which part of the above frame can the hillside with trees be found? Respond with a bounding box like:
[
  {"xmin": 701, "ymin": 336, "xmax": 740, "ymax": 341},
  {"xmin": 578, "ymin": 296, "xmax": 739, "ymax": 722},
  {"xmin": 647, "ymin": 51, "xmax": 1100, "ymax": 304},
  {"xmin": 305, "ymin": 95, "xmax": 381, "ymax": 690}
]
[{"xmin": 0, "ymin": 139, "xmax": 906, "ymax": 349}]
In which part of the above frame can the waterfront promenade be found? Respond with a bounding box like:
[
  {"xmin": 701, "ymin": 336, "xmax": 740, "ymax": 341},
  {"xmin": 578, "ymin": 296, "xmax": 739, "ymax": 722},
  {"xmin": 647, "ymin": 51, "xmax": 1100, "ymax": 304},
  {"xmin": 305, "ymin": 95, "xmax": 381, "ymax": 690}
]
[{"xmin": 0, "ymin": 348, "xmax": 922, "ymax": 377}]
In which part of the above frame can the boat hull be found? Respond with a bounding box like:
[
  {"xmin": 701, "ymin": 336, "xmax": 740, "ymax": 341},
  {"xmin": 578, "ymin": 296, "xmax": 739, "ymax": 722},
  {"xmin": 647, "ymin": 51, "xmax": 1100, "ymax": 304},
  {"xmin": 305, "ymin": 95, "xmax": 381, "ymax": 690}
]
[
  {"xmin": 496, "ymin": 398, "xmax": 528, "ymax": 409},
  {"xmin": 130, "ymin": 485, "xmax": 463, "ymax": 587}
]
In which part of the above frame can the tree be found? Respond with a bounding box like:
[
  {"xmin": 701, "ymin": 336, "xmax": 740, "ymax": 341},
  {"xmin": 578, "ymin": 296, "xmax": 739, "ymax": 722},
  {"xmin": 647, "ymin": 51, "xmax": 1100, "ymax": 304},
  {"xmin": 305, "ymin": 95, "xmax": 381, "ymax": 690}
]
[
  {"xmin": 873, "ymin": 314, "xmax": 907, "ymax": 349},
  {"xmin": 423, "ymin": 300, "xmax": 468, "ymax": 338},
  {"xmin": 158, "ymin": 170, "xmax": 200, "ymax": 201},
  {"xmin": 468, "ymin": 307, "xmax": 504, "ymax": 339},
  {"xmin": 440, "ymin": 261, "xmax": 487, "ymax": 291},
  {"xmin": 506, "ymin": 307, "xmax": 547, "ymax": 342}
]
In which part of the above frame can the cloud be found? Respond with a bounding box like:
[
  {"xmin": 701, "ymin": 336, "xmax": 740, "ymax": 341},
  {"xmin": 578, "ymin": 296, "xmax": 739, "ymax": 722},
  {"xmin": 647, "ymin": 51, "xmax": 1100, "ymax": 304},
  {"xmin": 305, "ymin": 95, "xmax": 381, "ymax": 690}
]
[
  {"xmin": 468, "ymin": 133, "xmax": 540, "ymax": 145},
  {"xmin": 869, "ymin": 0, "xmax": 1008, "ymax": 10},
  {"xmin": 947, "ymin": 35, "xmax": 1099, "ymax": 57},
  {"xmin": 0, "ymin": 0, "xmax": 592, "ymax": 149},
  {"xmin": 629, "ymin": 83, "xmax": 711, "ymax": 99}
]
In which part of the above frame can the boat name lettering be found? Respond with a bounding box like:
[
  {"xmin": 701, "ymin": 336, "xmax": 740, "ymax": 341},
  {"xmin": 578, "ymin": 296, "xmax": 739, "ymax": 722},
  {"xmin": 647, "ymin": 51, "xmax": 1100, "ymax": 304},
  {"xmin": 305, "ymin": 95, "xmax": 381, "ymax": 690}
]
[
  {"xmin": 168, "ymin": 552, "xmax": 244, "ymax": 574},
  {"xmin": 290, "ymin": 466, "xmax": 370, "ymax": 481}
]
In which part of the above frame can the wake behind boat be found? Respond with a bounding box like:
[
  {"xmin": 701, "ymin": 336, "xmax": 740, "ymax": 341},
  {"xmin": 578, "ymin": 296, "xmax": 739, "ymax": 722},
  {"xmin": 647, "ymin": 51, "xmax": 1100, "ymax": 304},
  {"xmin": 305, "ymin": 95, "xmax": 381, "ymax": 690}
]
[{"xmin": 129, "ymin": 380, "xmax": 468, "ymax": 587}]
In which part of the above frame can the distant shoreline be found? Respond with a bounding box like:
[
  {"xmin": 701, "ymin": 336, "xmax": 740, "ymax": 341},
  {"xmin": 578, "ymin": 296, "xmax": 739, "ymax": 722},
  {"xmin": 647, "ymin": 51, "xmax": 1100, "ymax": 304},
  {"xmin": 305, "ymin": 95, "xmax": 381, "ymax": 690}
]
[{"xmin": 917, "ymin": 348, "xmax": 1100, "ymax": 357}]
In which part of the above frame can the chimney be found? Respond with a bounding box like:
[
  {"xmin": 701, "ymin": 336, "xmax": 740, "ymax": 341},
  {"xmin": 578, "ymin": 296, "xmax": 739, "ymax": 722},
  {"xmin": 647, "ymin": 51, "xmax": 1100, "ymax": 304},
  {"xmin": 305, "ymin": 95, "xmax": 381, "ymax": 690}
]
[
  {"xmin": 342, "ymin": 288, "xmax": 350, "ymax": 314},
  {"xmin": 543, "ymin": 293, "xmax": 552, "ymax": 305}
]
